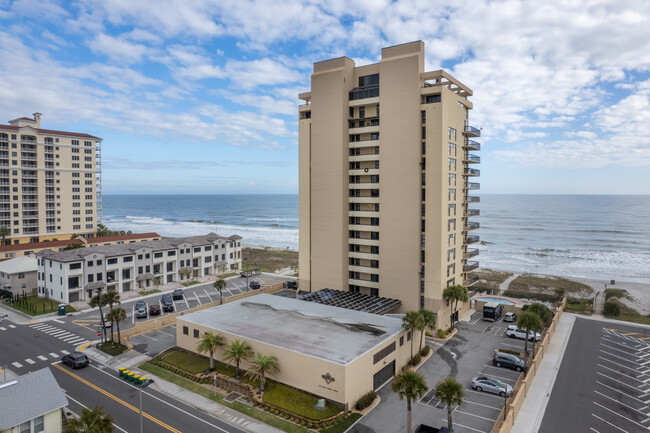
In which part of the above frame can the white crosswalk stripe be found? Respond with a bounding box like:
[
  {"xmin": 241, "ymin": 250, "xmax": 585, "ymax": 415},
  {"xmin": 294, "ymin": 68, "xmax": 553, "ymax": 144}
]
[
  {"xmin": 29, "ymin": 323, "xmax": 87, "ymax": 345},
  {"xmin": 24, "ymin": 358, "xmax": 35, "ymax": 364},
  {"xmin": 0, "ymin": 327, "xmax": 6, "ymax": 331},
  {"xmin": 8, "ymin": 325, "xmax": 15, "ymax": 328},
  {"xmin": 12, "ymin": 362, "xmax": 22, "ymax": 368},
  {"xmin": 37, "ymin": 355, "xmax": 48, "ymax": 361},
  {"xmin": 49, "ymin": 352, "xmax": 58, "ymax": 358},
  {"xmin": 61, "ymin": 350, "xmax": 69, "ymax": 354}
]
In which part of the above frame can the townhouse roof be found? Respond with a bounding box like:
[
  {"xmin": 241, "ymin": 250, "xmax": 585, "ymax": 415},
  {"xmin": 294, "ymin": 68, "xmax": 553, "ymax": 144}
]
[
  {"xmin": 0, "ymin": 238, "xmax": 85, "ymax": 253},
  {"xmin": 0, "ymin": 256, "xmax": 38, "ymax": 274},
  {"xmin": 0, "ymin": 124, "xmax": 102, "ymax": 140},
  {"xmin": 0, "ymin": 368, "xmax": 67, "ymax": 430},
  {"xmin": 37, "ymin": 232, "xmax": 242, "ymax": 262},
  {"xmin": 90, "ymin": 232, "xmax": 161, "ymax": 244}
]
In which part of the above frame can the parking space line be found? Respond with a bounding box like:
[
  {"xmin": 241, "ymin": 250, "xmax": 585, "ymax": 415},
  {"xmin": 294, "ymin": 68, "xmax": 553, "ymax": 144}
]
[
  {"xmin": 465, "ymin": 388, "xmax": 505, "ymax": 400},
  {"xmin": 195, "ymin": 295, "xmax": 202, "ymax": 305},
  {"xmin": 141, "ymin": 334, "xmax": 159, "ymax": 341},
  {"xmin": 601, "ymin": 342, "xmax": 644, "ymax": 358},
  {"xmin": 600, "ymin": 349, "xmax": 645, "ymax": 365},
  {"xmin": 463, "ymin": 399, "xmax": 503, "ymax": 410},
  {"xmin": 597, "ymin": 372, "xmax": 648, "ymax": 394},
  {"xmin": 479, "ymin": 372, "xmax": 519, "ymax": 383},
  {"xmin": 204, "ymin": 288, "xmax": 213, "ymax": 303},
  {"xmin": 500, "ymin": 342, "xmax": 525, "ymax": 349},
  {"xmin": 482, "ymin": 365, "xmax": 522, "ymax": 376},
  {"xmin": 131, "ymin": 305, "xmax": 135, "ymax": 324},
  {"xmin": 183, "ymin": 296, "xmax": 190, "ymax": 310},
  {"xmin": 598, "ymin": 356, "xmax": 646, "ymax": 375},
  {"xmin": 590, "ymin": 428, "xmax": 600, "ymax": 433},
  {"xmin": 603, "ymin": 337, "xmax": 639, "ymax": 350},
  {"xmin": 592, "ymin": 414, "xmax": 628, "ymax": 433},
  {"xmin": 593, "ymin": 401, "xmax": 648, "ymax": 430},
  {"xmin": 595, "ymin": 380, "xmax": 647, "ymax": 403},
  {"xmin": 594, "ymin": 390, "xmax": 649, "ymax": 414},
  {"xmin": 598, "ymin": 364, "xmax": 645, "ymax": 384},
  {"xmin": 455, "ymin": 409, "xmax": 497, "ymax": 422},
  {"xmin": 439, "ymin": 419, "xmax": 487, "ymax": 433}
]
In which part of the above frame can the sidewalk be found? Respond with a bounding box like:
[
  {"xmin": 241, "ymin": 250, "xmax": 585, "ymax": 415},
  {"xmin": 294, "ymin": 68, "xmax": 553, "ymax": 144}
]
[
  {"xmin": 83, "ymin": 347, "xmax": 282, "ymax": 433},
  {"xmin": 510, "ymin": 313, "xmax": 576, "ymax": 433}
]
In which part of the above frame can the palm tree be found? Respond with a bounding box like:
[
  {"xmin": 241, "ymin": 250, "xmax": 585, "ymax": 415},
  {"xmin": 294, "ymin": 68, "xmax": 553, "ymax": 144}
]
[
  {"xmin": 391, "ymin": 370, "xmax": 428, "ymax": 433},
  {"xmin": 64, "ymin": 406, "xmax": 114, "ymax": 433},
  {"xmin": 224, "ymin": 339, "xmax": 252, "ymax": 379},
  {"xmin": 517, "ymin": 311, "xmax": 542, "ymax": 358},
  {"xmin": 96, "ymin": 223, "xmax": 109, "ymax": 238},
  {"xmin": 70, "ymin": 233, "xmax": 79, "ymax": 240},
  {"xmin": 442, "ymin": 285, "xmax": 468, "ymax": 329},
  {"xmin": 419, "ymin": 309, "xmax": 436, "ymax": 354},
  {"xmin": 0, "ymin": 226, "xmax": 9, "ymax": 245},
  {"xmin": 88, "ymin": 294, "xmax": 107, "ymax": 342},
  {"xmin": 213, "ymin": 278, "xmax": 227, "ymax": 305},
  {"xmin": 106, "ymin": 307, "xmax": 127, "ymax": 345},
  {"xmin": 101, "ymin": 291, "xmax": 120, "ymax": 335},
  {"xmin": 434, "ymin": 377, "xmax": 464, "ymax": 433},
  {"xmin": 524, "ymin": 303, "xmax": 553, "ymax": 327},
  {"xmin": 402, "ymin": 311, "xmax": 424, "ymax": 362},
  {"xmin": 197, "ymin": 332, "xmax": 225, "ymax": 371},
  {"xmin": 247, "ymin": 353, "xmax": 279, "ymax": 392}
]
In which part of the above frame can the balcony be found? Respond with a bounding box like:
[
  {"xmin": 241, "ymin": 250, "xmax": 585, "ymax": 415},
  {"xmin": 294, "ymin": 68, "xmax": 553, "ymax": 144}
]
[
  {"xmin": 347, "ymin": 278, "xmax": 379, "ymax": 289},
  {"xmin": 465, "ymin": 168, "xmax": 480, "ymax": 176},
  {"xmin": 463, "ymin": 274, "xmax": 479, "ymax": 286},
  {"xmin": 464, "ymin": 182, "xmax": 480, "ymax": 190},
  {"xmin": 464, "ymin": 248, "xmax": 479, "ymax": 259},
  {"xmin": 21, "ymin": 162, "xmax": 37, "ymax": 168},
  {"xmin": 349, "ymin": 182, "xmax": 379, "ymax": 190},
  {"xmin": 349, "ymin": 154, "xmax": 379, "ymax": 163},
  {"xmin": 464, "ymin": 261, "xmax": 479, "ymax": 272},
  {"xmin": 465, "ymin": 221, "xmax": 480, "ymax": 230},
  {"xmin": 465, "ymin": 154, "xmax": 480, "ymax": 164},
  {"xmin": 348, "ymin": 210, "xmax": 379, "ymax": 218},
  {"xmin": 465, "ymin": 208, "xmax": 480, "ymax": 217},
  {"xmin": 465, "ymin": 235, "xmax": 480, "ymax": 244},
  {"xmin": 21, "ymin": 155, "xmax": 37, "ymax": 161},
  {"xmin": 348, "ymin": 238, "xmax": 379, "ymax": 247},
  {"xmin": 348, "ymin": 264, "xmax": 379, "ymax": 274},
  {"xmin": 463, "ymin": 126, "xmax": 481, "ymax": 137},
  {"xmin": 22, "ymin": 223, "xmax": 39, "ymax": 228},
  {"xmin": 464, "ymin": 196, "xmax": 480, "ymax": 203}
]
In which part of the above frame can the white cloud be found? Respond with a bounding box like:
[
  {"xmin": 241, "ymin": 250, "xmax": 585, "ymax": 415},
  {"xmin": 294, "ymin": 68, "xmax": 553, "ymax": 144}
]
[{"xmin": 87, "ymin": 33, "xmax": 150, "ymax": 63}]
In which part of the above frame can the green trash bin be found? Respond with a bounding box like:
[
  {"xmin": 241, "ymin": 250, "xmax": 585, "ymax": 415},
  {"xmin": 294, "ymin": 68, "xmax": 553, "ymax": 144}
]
[
  {"xmin": 58, "ymin": 304, "xmax": 66, "ymax": 316},
  {"xmin": 127, "ymin": 372, "xmax": 135, "ymax": 382},
  {"xmin": 133, "ymin": 375, "xmax": 141, "ymax": 385},
  {"xmin": 118, "ymin": 367, "xmax": 126, "ymax": 378},
  {"xmin": 122, "ymin": 370, "xmax": 130, "ymax": 380}
]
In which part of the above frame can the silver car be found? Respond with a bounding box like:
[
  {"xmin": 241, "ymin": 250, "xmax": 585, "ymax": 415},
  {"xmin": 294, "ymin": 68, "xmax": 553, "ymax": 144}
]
[{"xmin": 472, "ymin": 376, "xmax": 513, "ymax": 397}]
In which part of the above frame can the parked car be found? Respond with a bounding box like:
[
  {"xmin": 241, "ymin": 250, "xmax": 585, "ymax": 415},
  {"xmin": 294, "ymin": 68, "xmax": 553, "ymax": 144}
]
[
  {"xmin": 249, "ymin": 281, "xmax": 261, "ymax": 290},
  {"xmin": 503, "ymin": 312, "xmax": 516, "ymax": 322},
  {"xmin": 161, "ymin": 294, "xmax": 174, "ymax": 312},
  {"xmin": 472, "ymin": 376, "xmax": 512, "ymax": 397},
  {"xmin": 149, "ymin": 304, "xmax": 161, "ymax": 316},
  {"xmin": 506, "ymin": 325, "xmax": 540, "ymax": 341},
  {"xmin": 493, "ymin": 351, "xmax": 525, "ymax": 372},
  {"xmin": 101, "ymin": 314, "xmax": 112, "ymax": 329},
  {"xmin": 414, "ymin": 425, "xmax": 457, "ymax": 433},
  {"xmin": 286, "ymin": 280, "xmax": 298, "ymax": 289},
  {"xmin": 135, "ymin": 300, "xmax": 147, "ymax": 318},
  {"xmin": 172, "ymin": 289, "xmax": 184, "ymax": 300},
  {"xmin": 61, "ymin": 352, "xmax": 90, "ymax": 369}
]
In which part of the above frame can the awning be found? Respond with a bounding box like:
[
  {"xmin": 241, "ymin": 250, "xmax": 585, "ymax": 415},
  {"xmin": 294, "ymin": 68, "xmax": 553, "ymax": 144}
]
[
  {"xmin": 136, "ymin": 273, "xmax": 155, "ymax": 282},
  {"xmin": 85, "ymin": 282, "xmax": 107, "ymax": 291}
]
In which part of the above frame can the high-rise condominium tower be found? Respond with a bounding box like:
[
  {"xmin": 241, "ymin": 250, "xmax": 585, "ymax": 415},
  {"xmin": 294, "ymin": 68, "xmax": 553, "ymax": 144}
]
[
  {"xmin": 298, "ymin": 41, "xmax": 480, "ymax": 326},
  {"xmin": 0, "ymin": 114, "xmax": 102, "ymax": 245}
]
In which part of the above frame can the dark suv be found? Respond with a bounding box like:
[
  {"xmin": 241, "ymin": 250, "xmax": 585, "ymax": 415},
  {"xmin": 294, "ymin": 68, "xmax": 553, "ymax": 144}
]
[
  {"xmin": 161, "ymin": 294, "xmax": 174, "ymax": 312},
  {"xmin": 493, "ymin": 352, "xmax": 525, "ymax": 372},
  {"xmin": 61, "ymin": 352, "xmax": 90, "ymax": 369},
  {"xmin": 249, "ymin": 281, "xmax": 261, "ymax": 290},
  {"xmin": 172, "ymin": 289, "xmax": 184, "ymax": 300}
]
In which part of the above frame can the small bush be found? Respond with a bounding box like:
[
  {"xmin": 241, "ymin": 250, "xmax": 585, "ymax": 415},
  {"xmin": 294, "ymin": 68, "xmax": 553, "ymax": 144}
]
[
  {"xmin": 436, "ymin": 329, "xmax": 447, "ymax": 339},
  {"xmin": 411, "ymin": 354, "xmax": 422, "ymax": 366},
  {"xmin": 420, "ymin": 345, "xmax": 431, "ymax": 357},
  {"xmin": 499, "ymin": 349, "xmax": 521, "ymax": 356},
  {"xmin": 354, "ymin": 390, "xmax": 377, "ymax": 411},
  {"xmin": 555, "ymin": 287, "xmax": 565, "ymax": 296},
  {"xmin": 604, "ymin": 301, "xmax": 621, "ymax": 316}
]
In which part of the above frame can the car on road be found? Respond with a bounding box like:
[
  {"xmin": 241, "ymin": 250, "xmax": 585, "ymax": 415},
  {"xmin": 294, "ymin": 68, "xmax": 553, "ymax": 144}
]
[
  {"xmin": 135, "ymin": 300, "xmax": 147, "ymax": 318},
  {"xmin": 503, "ymin": 312, "xmax": 516, "ymax": 322},
  {"xmin": 286, "ymin": 280, "xmax": 298, "ymax": 289},
  {"xmin": 493, "ymin": 351, "xmax": 525, "ymax": 372},
  {"xmin": 61, "ymin": 352, "xmax": 90, "ymax": 369},
  {"xmin": 249, "ymin": 281, "xmax": 261, "ymax": 290},
  {"xmin": 149, "ymin": 304, "xmax": 161, "ymax": 316},
  {"xmin": 172, "ymin": 289, "xmax": 184, "ymax": 300},
  {"xmin": 161, "ymin": 294, "xmax": 174, "ymax": 312},
  {"xmin": 506, "ymin": 325, "xmax": 540, "ymax": 341},
  {"xmin": 472, "ymin": 376, "xmax": 512, "ymax": 397}
]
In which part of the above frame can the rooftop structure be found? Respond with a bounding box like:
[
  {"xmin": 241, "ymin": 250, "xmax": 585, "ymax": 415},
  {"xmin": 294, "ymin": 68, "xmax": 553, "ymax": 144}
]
[{"xmin": 299, "ymin": 288, "xmax": 401, "ymax": 314}]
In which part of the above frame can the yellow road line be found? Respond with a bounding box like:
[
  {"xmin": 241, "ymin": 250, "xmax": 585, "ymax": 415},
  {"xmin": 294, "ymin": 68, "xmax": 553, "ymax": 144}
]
[
  {"xmin": 52, "ymin": 363, "xmax": 181, "ymax": 433},
  {"xmin": 77, "ymin": 342, "xmax": 93, "ymax": 351},
  {"xmin": 621, "ymin": 332, "xmax": 639, "ymax": 336},
  {"xmin": 25, "ymin": 320, "xmax": 39, "ymax": 324},
  {"xmin": 638, "ymin": 337, "xmax": 650, "ymax": 340}
]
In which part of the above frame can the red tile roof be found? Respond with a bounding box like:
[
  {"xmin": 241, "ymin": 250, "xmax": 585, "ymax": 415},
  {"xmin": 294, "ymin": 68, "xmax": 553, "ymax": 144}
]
[
  {"xmin": 16, "ymin": 117, "xmax": 34, "ymax": 121},
  {"xmin": 0, "ymin": 238, "xmax": 85, "ymax": 252},
  {"xmin": 89, "ymin": 232, "xmax": 161, "ymax": 244},
  {"xmin": 0, "ymin": 124, "xmax": 102, "ymax": 140}
]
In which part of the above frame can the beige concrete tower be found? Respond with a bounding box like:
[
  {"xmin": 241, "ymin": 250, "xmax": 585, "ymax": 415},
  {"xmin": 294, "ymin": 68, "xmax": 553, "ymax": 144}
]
[
  {"xmin": 299, "ymin": 41, "xmax": 480, "ymax": 327},
  {"xmin": 0, "ymin": 114, "xmax": 102, "ymax": 245}
]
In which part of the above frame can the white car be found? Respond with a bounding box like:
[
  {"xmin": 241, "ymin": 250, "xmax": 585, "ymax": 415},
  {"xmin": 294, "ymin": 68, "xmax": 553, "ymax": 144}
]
[
  {"xmin": 503, "ymin": 312, "xmax": 516, "ymax": 322},
  {"xmin": 506, "ymin": 325, "xmax": 540, "ymax": 341}
]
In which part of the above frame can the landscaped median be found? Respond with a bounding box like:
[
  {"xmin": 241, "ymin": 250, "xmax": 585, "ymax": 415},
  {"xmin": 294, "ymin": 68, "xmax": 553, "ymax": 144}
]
[
  {"xmin": 1, "ymin": 293, "xmax": 76, "ymax": 316},
  {"xmin": 139, "ymin": 347, "xmax": 362, "ymax": 432}
]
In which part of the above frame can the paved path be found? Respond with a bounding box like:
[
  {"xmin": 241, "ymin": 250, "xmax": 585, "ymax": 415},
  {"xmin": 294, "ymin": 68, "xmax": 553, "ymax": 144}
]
[
  {"xmin": 592, "ymin": 291, "xmax": 604, "ymax": 317},
  {"xmin": 499, "ymin": 273, "xmax": 519, "ymax": 295}
]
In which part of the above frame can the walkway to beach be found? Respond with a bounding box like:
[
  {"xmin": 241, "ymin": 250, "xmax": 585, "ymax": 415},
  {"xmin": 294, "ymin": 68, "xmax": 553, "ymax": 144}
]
[
  {"xmin": 499, "ymin": 273, "xmax": 519, "ymax": 295},
  {"xmin": 592, "ymin": 290, "xmax": 605, "ymax": 316}
]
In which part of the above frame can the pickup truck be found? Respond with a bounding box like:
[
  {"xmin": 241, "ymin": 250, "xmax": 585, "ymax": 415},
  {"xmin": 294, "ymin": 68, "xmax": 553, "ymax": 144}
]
[{"xmin": 415, "ymin": 426, "xmax": 457, "ymax": 433}]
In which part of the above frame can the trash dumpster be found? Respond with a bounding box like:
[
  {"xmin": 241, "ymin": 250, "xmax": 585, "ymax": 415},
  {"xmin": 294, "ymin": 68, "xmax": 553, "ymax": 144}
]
[
  {"xmin": 58, "ymin": 304, "xmax": 66, "ymax": 316},
  {"xmin": 118, "ymin": 367, "xmax": 126, "ymax": 378},
  {"xmin": 133, "ymin": 374, "xmax": 141, "ymax": 385}
]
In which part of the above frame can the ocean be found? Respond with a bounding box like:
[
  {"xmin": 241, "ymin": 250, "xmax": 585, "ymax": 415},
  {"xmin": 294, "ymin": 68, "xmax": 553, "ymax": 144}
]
[{"xmin": 102, "ymin": 194, "xmax": 650, "ymax": 284}]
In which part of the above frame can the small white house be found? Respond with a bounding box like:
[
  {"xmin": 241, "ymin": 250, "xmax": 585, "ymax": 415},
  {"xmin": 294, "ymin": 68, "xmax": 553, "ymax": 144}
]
[{"xmin": 0, "ymin": 256, "xmax": 38, "ymax": 296}]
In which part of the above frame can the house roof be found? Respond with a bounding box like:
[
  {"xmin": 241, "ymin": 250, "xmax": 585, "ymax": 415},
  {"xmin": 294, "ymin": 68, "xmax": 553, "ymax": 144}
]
[
  {"xmin": 90, "ymin": 232, "xmax": 161, "ymax": 244},
  {"xmin": 38, "ymin": 232, "xmax": 242, "ymax": 262},
  {"xmin": 0, "ymin": 368, "xmax": 68, "ymax": 430},
  {"xmin": 0, "ymin": 256, "xmax": 38, "ymax": 274},
  {"xmin": 0, "ymin": 239, "xmax": 85, "ymax": 253},
  {"xmin": 179, "ymin": 294, "xmax": 404, "ymax": 366},
  {"xmin": 0, "ymin": 124, "xmax": 102, "ymax": 140}
]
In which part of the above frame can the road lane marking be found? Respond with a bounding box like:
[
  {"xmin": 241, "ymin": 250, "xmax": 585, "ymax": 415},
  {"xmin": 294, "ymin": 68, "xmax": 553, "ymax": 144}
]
[
  {"xmin": 53, "ymin": 319, "xmax": 65, "ymax": 324},
  {"xmin": 37, "ymin": 355, "xmax": 48, "ymax": 361},
  {"xmin": 592, "ymin": 414, "xmax": 628, "ymax": 433},
  {"xmin": 8, "ymin": 324, "xmax": 15, "ymax": 328},
  {"xmin": 52, "ymin": 363, "xmax": 182, "ymax": 433},
  {"xmin": 455, "ymin": 409, "xmax": 498, "ymax": 422},
  {"xmin": 0, "ymin": 327, "xmax": 6, "ymax": 331},
  {"xmin": 78, "ymin": 342, "xmax": 93, "ymax": 351},
  {"xmin": 25, "ymin": 358, "xmax": 35, "ymax": 364},
  {"xmin": 49, "ymin": 352, "xmax": 58, "ymax": 358},
  {"xmin": 61, "ymin": 350, "xmax": 69, "ymax": 354},
  {"xmin": 64, "ymin": 393, "xmax": 129, "ymax": 433},
  {"xmin": 12, "ymin": 362, "xmax": 22, "ymax": 368}
]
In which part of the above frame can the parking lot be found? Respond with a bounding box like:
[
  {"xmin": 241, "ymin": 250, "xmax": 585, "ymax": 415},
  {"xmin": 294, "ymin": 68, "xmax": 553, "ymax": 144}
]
[
  {"xmin": 129, "ymin": 324, "xmax": 177, "ymax": 357},
  {"xmin": 352, "ymin": 310, "xmax": 528, "ymax": 433},
  {"xmin": 541, "ymin": 317, "xmax": 650, "ymax": 433}
]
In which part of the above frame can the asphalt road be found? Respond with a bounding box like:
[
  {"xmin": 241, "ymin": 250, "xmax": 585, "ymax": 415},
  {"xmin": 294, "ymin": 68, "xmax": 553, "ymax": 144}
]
[
  {"xmin": 51, "ymin": 362, "xmax": 247, "ymax": 433},
  {"xmin": 540, "ymin": 317, "xmax": 650, "ymax": 433}
]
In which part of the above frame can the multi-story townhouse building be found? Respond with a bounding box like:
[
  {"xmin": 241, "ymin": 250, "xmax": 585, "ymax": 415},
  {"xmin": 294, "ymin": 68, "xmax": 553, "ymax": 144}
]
[
  {"xmin": 0, "ymin": 113, "xmax": 102, "ymax": 245},
  {"xmin": 298, "ymin": 41, "xmax": 480, "ymax": 327},
  {"xmin": 37, "ymin": 233, "xmax": 242, "ymax": 303}
]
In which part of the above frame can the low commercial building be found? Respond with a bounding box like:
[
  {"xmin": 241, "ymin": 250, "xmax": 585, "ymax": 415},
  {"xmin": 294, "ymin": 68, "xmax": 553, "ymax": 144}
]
[
  {"xmin": 37, "ymin": 233, "xmax": 242, "ymax": 303},
  {"xmin": 177, "ymin": 293, "xmax": 415, "ymax": 409},
  {"xmin": 0, "ymin": 368, "xmax": 67, "ymax": 433},
  {"xmin": 0, "ymin": 256, "xmax": 37, "ymax": 296}
]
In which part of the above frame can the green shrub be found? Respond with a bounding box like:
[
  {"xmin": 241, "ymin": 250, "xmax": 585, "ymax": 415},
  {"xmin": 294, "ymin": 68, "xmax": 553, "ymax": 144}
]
[
  {"xmin": 555, "ymin": 287, "xmax": 565, "ymax": 296},
  {"xmin": 436, "ymin": 329, "xmax": 447, "ymax": 339},
  {"xmin": 420, "ymin": 345, "xmax": 430, "ymax": 357},
  {"xmin": 499, "ymin": 349, "xmax": 521, "ymax": 356},
  {"xmin": 354, "ymin": 390, "xmax": 377, "ymax": 411},
  {"xmin": 503, "ymin": 289, "xmax": 560, "ymax": 303},
  {"xmin": 411, "ymin": 354, "xmax": 422, "ymax": 366},
  {"xmin": 604, "ymin": 301, "xmax": 621, "ymax": 316}
]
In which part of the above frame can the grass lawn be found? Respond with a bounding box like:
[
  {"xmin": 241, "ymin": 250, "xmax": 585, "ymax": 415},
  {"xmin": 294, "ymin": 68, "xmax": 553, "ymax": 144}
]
[
  {"xmin": 221, "ymin": 272, "xmax": 239, "ymax": 279},
  {"xmin": 263, "ymin": 381, "xmax": 341, "ymax": 420},
  {"xmin": 181, "ymin": 281, "xmax": 200, "ymax": 287},
  {"xmin": 564, "ymin": 297, "xmax": 593, "ymax": 315},
  {"xmin": 243, "ymin": 247, "xmax": 298, "ymax": 273},
  {"xmin": 96, "ymin": 341, "xmax": 128, "ymax": 356},
  {"xmin": 7, "ymin": 296, "xmax": 76, "ymax": 316},
  {"xmin": 159, "ymin": 348, "xmax": 237, "ymax": 377},
  {"xmin": 139, "ymin": 289, "xmax": 161, "ymax": 296},
  {"xmin": 320, "ymin": 413, "xmax": 362, "ymax": 433},
  {"xmin": 509, "ymin": 274, "xmax": 593, "ymax": 295},
  {"xmin": 139, "ymin": 362, "xmax": 311, "ymax": 433}
]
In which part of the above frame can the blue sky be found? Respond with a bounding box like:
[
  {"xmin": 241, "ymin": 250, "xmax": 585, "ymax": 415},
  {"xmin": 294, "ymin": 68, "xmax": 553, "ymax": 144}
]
[{"xmin": 1, "ymin": 0, "xmax": 649, "ymax": 194}]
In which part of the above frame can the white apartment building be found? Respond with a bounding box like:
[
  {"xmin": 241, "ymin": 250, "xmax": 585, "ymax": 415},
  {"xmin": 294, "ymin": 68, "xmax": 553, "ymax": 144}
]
[{"xmin": 36, "ymin": 233, "xmax": 242, "ymax": 303}]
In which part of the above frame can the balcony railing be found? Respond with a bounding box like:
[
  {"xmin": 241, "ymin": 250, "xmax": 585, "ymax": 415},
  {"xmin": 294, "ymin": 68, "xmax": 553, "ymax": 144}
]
[
  {"xmin": 465, "ymin": 154, "xmax": 480, "ymax": 163},
  {"xmin": 465, "ymin": 221, "xmax": 480, "ymax": 230},
  {"xmin": 465, "ymin": 196, "xmax": 480, "ymax": 203},
  {"xmin": 465, "ymin": 209, "xmax": 480, "ymax": 217},
  {"xmin": 464, "ymin": 274, "xmax": 479, "ymax": 286},
  {"xmin": 464, "ymin": 261, "xmax": 479, "ymax": 272},
  {"xmin": 463, "ymin": 126, "xmax": 481, "ymax": 137},
  {"xmin": 464, "ymin": 182, "xmax": 480, "ymax": 190},
  {"xmin": 465, "ymin": 168, "xmax": 480, "ymax": 176},
  {"xmin": 465, "ymin": 235, "xmax": 480, "ymax": 244},
  {"xmin": 465, "ymin": 248, "xmax": 479, "ymax": 259}
]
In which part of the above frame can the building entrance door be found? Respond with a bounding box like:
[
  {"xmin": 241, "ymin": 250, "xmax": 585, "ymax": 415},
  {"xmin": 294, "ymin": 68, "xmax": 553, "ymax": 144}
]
[{"xmin": 373, "ymin": 360, "xmax": 395, "ymax": 390}]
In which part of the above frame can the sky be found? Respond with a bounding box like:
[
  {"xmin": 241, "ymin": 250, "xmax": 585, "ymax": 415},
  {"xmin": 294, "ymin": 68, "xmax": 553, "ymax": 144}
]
[{"xmin": 0, "ymin": 0, "xmax": 649, "ymax": 195}]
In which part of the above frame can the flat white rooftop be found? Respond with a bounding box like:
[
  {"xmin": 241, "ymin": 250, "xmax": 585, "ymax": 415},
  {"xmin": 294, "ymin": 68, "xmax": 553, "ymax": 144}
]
[{"xmin": 179, "ymin": 293, "xmax": 404, "ymax": 365}]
